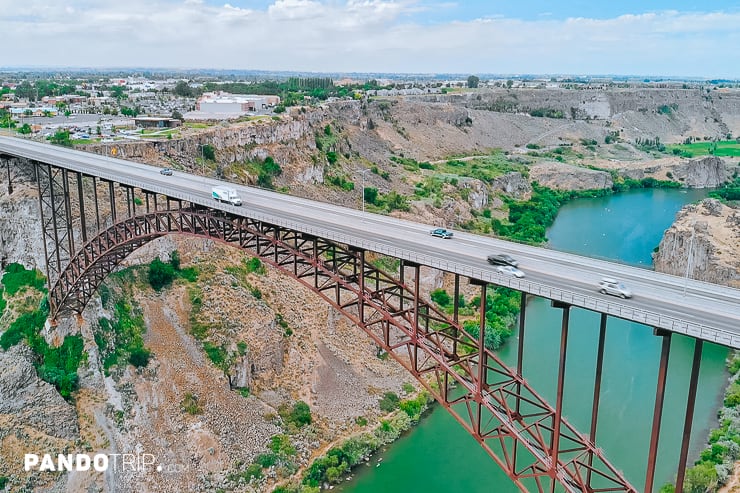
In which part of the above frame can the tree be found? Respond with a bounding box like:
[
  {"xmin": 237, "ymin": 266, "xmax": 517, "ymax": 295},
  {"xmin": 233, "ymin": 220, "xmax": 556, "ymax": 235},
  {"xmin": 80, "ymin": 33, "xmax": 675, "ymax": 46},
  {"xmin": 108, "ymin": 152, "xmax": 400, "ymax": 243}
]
[
  {"xmin": 201, "ymin": 144, "xmax": 215, "ymax": 161},
  {"xmin": 467, "ymin": 75, "xmax": 480, "ymax": 88},
  {"xmin": 506, "ymin": 79, "xmax": 514, "ymax": 89},
  {"xmin": 148, "ymin": 257, "xmax": 175, "ymax": 291},
  {"xmin": 17, "ymin": 123, "xmax": 32, "ymax": 135},
  {"xmin": 49, "ymin": 130, "xmax": 72, "ymax": 147},
  {"xmin": 171, "ymin": 109, "xmax": 183, "ymax": 120},
  {"xmin": 173, "ymin": 81, "xmax": 193, "ymax": 97}
]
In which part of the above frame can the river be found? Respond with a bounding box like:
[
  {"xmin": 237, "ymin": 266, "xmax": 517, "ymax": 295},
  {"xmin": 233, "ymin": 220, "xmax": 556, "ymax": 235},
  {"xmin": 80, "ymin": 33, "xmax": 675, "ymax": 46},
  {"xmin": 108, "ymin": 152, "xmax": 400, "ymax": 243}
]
[{"xmin": 340, "ymin": 187, "xmax": 729, "ymax": 493}]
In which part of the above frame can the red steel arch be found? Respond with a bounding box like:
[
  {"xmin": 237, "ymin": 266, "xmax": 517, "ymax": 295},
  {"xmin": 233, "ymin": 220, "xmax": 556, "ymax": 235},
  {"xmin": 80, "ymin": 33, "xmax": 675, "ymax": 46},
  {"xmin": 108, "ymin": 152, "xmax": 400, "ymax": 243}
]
[{"xmin": 50, "ymin": 208, "xmax": 636, "ymax": 493}]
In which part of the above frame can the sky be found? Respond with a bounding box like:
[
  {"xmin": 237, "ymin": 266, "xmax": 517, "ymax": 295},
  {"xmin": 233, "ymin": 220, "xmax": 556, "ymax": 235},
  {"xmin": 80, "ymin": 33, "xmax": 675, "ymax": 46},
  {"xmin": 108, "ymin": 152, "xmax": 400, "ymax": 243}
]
[{"xmin": 0, "ymin": 0, "xmax": 739, "ymax": 78}]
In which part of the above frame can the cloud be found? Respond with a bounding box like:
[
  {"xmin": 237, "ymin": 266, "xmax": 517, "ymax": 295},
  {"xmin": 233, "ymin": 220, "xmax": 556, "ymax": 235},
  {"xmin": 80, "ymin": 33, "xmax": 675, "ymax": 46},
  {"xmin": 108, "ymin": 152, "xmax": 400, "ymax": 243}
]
[{"xmin": 0, "ymin": 1, "xmax": 737, "ymax": 77}]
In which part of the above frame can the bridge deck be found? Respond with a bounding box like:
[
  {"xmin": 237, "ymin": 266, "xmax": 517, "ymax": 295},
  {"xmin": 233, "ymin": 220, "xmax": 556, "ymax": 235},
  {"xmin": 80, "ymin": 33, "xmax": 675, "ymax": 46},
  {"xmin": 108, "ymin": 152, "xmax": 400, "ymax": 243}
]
[{"xmin": 2, "ymin": 136, "xmax": 739, "ymax": 348}]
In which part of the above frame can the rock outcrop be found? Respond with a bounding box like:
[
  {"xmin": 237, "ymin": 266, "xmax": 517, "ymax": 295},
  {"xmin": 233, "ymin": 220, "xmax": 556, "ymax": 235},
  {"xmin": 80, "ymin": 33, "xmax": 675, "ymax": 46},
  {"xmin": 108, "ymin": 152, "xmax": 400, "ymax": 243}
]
[
  {"xmin": 672, "ymin": 156, "xmax": 733, "ymax": 188},
  {"xmin": 653, "ymin": 199, "xmax": 740, "ymax": 288},
  {"xmin": 0, "ymin": 345, "xmax": 80, "ymax": 440},
  {"xmin": 491, "ymin": 172, "xmax": 532, "ymax": 198},
  {"xmin": 529, "ymin": 161, "xmax": 613, "ymax": 190}
]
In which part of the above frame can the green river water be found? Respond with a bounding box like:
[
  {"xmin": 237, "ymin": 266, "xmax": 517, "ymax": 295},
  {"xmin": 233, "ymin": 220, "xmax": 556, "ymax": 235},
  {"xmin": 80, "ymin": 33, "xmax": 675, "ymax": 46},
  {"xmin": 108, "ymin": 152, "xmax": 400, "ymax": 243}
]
[{"xmin": 340, "ymin": 187, "xmax": 729, "ymax": 493}]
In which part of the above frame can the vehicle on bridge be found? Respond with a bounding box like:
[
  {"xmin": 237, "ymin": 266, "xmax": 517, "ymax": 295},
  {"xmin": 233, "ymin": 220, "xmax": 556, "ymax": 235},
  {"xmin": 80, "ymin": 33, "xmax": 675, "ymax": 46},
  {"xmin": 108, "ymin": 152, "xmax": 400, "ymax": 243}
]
[
  {"xmin": 496, "ymin": 265, "xmax": 525, "ymax": 278},
  {"xmin": 159, "ymin": 167, "xmax": 173, "ymax": 176},
  {"xmin": 599, "ymin": 277, "xmax": 633, "ymax": 298},
  {"xmin": 487, "ymin": 253, "xmax": 518, "ymax": 267},
  {"xmin": 429, "ymin": 228, "xmax": 453, "ymax": 239},
  {"xmin": 211, "ymin": 186, "xmax": 242, "ymax": 206}
]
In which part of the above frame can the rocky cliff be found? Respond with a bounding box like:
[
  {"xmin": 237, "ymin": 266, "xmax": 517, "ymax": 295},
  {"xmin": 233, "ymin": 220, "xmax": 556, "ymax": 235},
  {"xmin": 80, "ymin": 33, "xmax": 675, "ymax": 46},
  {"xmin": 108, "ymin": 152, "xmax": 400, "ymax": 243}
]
[
  {"xmin": 529, "ymin": 161, "xmax": 613, "ymax": 190},
  {"xmin": 654, "ymin": 199, "xmax": 740, "ymax": 288}
]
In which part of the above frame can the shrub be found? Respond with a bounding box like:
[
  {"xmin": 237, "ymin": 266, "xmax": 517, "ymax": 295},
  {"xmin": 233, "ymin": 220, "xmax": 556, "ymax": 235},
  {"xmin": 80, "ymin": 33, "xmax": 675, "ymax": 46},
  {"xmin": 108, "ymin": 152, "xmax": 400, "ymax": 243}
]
[
  {"xmin": 181, "ymin": 392, "xmax": 202, "ymax": 415},
  {"xmin": 255, "ymin": 453, "xmax": 278, "ymax": 468},
  {"xmin": 201, "ymin": 144, "xmax": 215, "ymax": 161},
  {"xmin": 244, "ymin": 257, "xmax": 266, "ymax": 275},
  {"xmin": 430, "ymin": 289, "xmax": 451, "ymax": 307},
  {"xmin": 379, "ymin": 392, "xmax": 400, "ymax": 412},
  {"xmin": 128, "ymin": 346, "xmax": 151, "ymax": 368},
  {"xmin": 148, "ymin": 257, "xmax": 175, "ymax": 291},
  {"xmin": 270, "ymin": 434, "xmax": 297, "ymax": 456},
  {"xmin": 280, "ymin": 400, "xmax": 312, "ymax": 428}
]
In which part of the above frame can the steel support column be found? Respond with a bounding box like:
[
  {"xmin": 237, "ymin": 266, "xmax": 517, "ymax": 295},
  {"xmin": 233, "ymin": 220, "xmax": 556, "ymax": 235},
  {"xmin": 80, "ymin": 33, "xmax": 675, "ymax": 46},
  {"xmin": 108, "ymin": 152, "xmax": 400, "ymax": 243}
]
[
  {"xmin": 5, "ymin": 157, "xmax": 12, "ymax": 194},
  {"xmin": 92, "ymin": 176, "xmax": 101, "ymax": 230},
  {"xmin": 108, "ymin": 180, "xmax": 116, "ymax": 223},
  {"xmin": 358, "ymin": 249, "xmax": 365, "ymax": 324},
  {"xmin": 587, "ymin": 313, "xmax": 608, "ymax": 485},
  {"xmin": 551, "ymin": 301, "xmax": 571, "ymax": 490},
  {"xmin": 62, "ymin": 168, "xmax": 75, "ymax": 256},
  {"xmin": 476, "ymin": 281, "xmax": 487, "ymax": 436},
  {"xmin": 412, "ymin": 262, "xmax": 420, "ymax": 374},
  {"xmin": 675, "ymin": 339, "xmax": 704, "ymax": 492},
  {"xmin": 75, "ymin": 172, "xmax": 87, "ymax": 243},
  {"xmin": 645, "ymin": 329, "xmax": 672, "ymax": 493}
]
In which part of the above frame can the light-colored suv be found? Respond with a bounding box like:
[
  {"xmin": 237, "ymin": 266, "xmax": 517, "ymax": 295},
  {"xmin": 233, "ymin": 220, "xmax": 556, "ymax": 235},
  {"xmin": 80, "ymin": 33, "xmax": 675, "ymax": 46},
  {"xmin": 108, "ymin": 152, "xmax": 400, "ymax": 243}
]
[{"xmin": 598, "ymin": 277, "xmax": 633, "ymax": 298}]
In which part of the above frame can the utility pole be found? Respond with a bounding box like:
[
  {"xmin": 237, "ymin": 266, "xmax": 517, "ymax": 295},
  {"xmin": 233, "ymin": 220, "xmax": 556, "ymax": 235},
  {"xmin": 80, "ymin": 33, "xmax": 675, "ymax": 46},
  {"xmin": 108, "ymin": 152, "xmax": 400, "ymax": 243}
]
[
  {"xmin": 683, "ymin": 222, "xmax": 696, "ymax": 296},
  {"xmin": 355, "ymin": 168, "xmax": 371, "ymax": 216}
]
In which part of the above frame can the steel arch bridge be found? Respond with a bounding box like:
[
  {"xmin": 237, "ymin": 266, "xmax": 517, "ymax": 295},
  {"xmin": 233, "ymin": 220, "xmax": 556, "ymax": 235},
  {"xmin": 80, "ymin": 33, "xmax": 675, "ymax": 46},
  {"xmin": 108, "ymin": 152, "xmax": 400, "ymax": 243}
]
[
  {"xmin": 51, "ymin": 207, "xmax": 633, "ymax": 492},
  {"xmin": 2, "ymin": 146, "xmax": 723, "ymax": 493}
]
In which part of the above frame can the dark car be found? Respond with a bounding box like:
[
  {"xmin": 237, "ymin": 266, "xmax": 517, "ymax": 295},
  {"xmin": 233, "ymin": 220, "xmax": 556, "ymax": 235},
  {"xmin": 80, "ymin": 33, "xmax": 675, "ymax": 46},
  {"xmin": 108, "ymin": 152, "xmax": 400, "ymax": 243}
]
[
  {"xmin": 429, "ymin": 228, "xmax": 453, "ymax": 239},
  {"xmin": 487, "ymin": 253, "xmax": 518, "ymax": 267},
  {"xmin": 160, "ymin": 167, "xmax": 173, "ymax": 176}
]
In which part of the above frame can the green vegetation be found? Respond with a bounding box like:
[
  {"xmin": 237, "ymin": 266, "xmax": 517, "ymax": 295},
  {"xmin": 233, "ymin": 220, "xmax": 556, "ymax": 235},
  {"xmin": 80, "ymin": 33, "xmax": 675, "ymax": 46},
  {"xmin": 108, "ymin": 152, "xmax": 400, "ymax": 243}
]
[
  {"xmin": 279, "ymin": 400, "xmax": 313, "ymax": 429},
  {"xmin": 326, "ymin": 174, "xmax": 355, "ymax": 191},
  {"xmin": 49, "ymin": 129, "xmax": 73, "ymax": 147},
  {"xmin": 379, "ymin": 392, "xmax": 400, "ymax": 412},
  {"xmin": 0, "ymin": 265, "xmax": 84, "ymax": 400},
  {"xmin": 666, "ymin": 139, "xmax": 740, "ymax": 158},
  {"xmin": 0, "ymin": 286, "xmax": 6, "ymax": 316},
  {"xmin": 370, "ymin": 255, "xmax": 400, "ymax": 274},
  {"xmin": 709, "ymin": 174, "xmax": 740, "ymax": 203},
  {"xmin": 232, "ymin": 433, "xmax": 300, "ymax": 487},
  {"xmin": 148, "ymin": 257, "xmax": 176, "ymax": 291},
  {"xmin": 203, "ymin": 342, "xmax": 230, "ymax": 372},
  {"xmin": 97, "ymin": 299, "xmax": 150, "ymax": 371},
  {"xmin": 658, "ymin": 103, "xmax": 678, "ymax": 115},
  {"xmin": 461, "ymin": 288, "xmax": 521, "ymax": 350},
  {"xmin": 528, "ymin": 108, "xmax": 565, "ymax": 118},
  {"xmin": 147, "ymin": 251, "xmax": 198, "ymax": 290},
  {"xmin": 2, "ymin": 262, "xmax": 46, "ymax": 295},
  {"xmin": 302, "ymin": 392, "xmax": 432, "ymax": 487},
  {"xmin": 201, "ymin": 144, "xmax": 216, "ymax": 161},
  {"xmin": 181, "ymin": 392, "xmax": 202, "ymax": 415},
  {"xmin": 257, "ymin": 156, "xmax": 282, "ymax": 189}
]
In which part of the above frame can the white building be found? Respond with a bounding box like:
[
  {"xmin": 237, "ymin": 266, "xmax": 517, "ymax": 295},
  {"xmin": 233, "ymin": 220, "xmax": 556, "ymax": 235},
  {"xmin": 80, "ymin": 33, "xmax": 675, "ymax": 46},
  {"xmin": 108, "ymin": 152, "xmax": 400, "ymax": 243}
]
[{"xmin": 196, "ymin": 92, "xmax": 280, "ymax": 114}]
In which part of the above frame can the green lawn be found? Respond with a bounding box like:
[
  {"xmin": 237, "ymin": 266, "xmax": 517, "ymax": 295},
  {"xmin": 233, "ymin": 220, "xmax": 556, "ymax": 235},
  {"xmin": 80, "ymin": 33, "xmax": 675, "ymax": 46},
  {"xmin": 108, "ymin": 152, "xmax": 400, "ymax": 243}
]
[{"xmin": 666, "ymin": 140, "xmax": 740, "ymax": 158}]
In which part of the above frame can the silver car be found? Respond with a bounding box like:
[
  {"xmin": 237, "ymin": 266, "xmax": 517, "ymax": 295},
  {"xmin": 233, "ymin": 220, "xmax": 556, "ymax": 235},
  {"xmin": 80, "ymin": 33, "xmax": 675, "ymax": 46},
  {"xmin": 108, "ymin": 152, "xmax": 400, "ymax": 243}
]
[
  {"xmin": 496, "ymin": 265, "xmax": 525, "ymax": 278},
  {"xmin": 598, "ymin": 277, "xmax": 632, "ymax": 298}
]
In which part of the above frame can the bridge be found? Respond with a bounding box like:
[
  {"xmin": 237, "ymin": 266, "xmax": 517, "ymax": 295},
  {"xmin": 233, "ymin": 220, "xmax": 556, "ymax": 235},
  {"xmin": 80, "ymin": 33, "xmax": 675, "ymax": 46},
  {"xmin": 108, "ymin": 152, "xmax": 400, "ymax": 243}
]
[{"xmin": 2, "ymin": 135, "xmax": 739, "ymax": 492}]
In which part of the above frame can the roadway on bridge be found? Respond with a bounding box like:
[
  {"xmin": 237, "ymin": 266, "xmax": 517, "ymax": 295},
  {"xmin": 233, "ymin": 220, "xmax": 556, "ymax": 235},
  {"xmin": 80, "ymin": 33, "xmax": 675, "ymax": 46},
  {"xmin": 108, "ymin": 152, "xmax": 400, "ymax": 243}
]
[{"xmin": 2, "ymin": 136, "xmax": 739, "ymax": 347}]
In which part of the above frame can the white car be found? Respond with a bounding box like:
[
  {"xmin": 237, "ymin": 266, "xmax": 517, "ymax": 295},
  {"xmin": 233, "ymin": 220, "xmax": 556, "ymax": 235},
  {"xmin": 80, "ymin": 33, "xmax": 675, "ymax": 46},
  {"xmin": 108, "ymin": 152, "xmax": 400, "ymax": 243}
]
[
  {"xmin": 496, "ymin": 265, "xmax": 525, "ymax": 278},
  {"xmin": 598, "ymin": 277, "xmax": 632, "ymax": 298}
]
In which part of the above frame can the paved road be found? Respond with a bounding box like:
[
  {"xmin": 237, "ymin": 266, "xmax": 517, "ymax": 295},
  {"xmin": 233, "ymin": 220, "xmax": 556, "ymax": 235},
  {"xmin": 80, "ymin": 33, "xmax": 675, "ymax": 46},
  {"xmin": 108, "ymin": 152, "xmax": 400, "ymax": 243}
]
[{"xmin": 2, "ymin": 136, "xmax": 739, "ymax": 347}]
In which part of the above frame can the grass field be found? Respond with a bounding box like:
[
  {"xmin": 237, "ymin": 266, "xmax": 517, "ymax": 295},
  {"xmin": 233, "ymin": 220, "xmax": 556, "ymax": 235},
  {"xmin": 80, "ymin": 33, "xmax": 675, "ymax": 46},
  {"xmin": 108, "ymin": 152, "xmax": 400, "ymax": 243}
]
[{"xmin": 666, "ymin": 140, "xmax": 740, "ymax": 157}]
